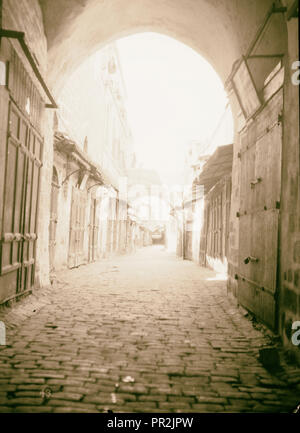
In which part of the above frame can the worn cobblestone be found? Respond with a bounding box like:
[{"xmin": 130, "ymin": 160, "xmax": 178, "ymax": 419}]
[{"xmin": 0, "ymin": 247, "xmax": 299, "ymax": 413}]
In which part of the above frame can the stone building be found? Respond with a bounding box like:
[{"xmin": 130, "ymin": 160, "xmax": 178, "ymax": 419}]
[
  {"xmin": 169, "ymin": 140, "xmax": 209, "ymax": 262},
  {"xmin": 48, "ymin": 44, "xmax": 142, "ymax": 273},
  {"xmin": 197, "ymin": 145, "xmax": 233, "ymax": 274}
]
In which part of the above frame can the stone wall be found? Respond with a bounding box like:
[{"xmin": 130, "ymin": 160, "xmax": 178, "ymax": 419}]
[
  {"xmin": 2, "ymin": 0, "xmax": 47, "ymax": 73},
  {"xmin": 278, "ymin": 15, "xmax": 300, "ymax": 359},
  {"xmin": 57, "ymin": 45, "xmax": 134, "ymax": 190},
  {"xmin": 226, "ymin": 89, "xmax": 243, "ymax": 298}
]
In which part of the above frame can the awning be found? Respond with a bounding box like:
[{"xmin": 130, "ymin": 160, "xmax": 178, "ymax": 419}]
[
  {"xmin": 54, "ymin": 132, "xmax": 104, "ymax": 184},
  {"xmin": 196, "ymin": 144, "xmax": 233, "ymax": 194}
]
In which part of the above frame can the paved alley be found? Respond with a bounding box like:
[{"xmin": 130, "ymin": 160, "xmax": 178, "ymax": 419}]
[{"xmin": 0, "ymin": 247, "xmax": 299, "ymax": 413}]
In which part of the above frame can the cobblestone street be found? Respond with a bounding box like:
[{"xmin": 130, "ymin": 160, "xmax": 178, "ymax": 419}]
[{"xmin": 0, "ymin": 246, "xmax": 299, "ymax": 413}]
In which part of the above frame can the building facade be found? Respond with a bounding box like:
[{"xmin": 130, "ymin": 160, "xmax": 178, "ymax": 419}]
[
  {"xmin": 197, "ymin": 145, "xmax": 233, "ymax": 274},
  {"xmin": 48, "ymin": 44, "xmax": 150, "ymax": 273}
]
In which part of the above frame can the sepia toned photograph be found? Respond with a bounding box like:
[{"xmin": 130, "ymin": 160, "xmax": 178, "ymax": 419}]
[{"xmin": 0, "ymin": 0, "xmax": 299, "ymax": 418}]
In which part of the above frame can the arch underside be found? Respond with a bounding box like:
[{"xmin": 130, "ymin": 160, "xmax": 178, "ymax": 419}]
[
  {"xmin": 35, "ymin": 0, "xmax": 297, "ymax": 339},
  {"xmin": 39, "ymin": 0, "xmax": 285, "ymax": 94}
]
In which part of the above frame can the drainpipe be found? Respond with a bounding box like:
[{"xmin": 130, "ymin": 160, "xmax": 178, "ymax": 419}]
[{"xmin": 0, "ymin": 29, "xmax": 58, "ymax": 108}]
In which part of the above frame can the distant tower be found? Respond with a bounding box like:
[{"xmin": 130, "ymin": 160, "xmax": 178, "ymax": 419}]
[{"xmin": 83, "ymin": 136, "xmax": 88, "ymax": 153}]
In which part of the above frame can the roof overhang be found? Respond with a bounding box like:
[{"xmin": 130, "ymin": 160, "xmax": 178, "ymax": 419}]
[{"xmin": 195, "ymin": 144, "xmax": 233, "ymax": 194}]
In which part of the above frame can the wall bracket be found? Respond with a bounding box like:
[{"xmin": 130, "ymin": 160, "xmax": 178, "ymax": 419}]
[{"xmin": 0, "ymin": 28, "xmax": 58, "ymax": 108}]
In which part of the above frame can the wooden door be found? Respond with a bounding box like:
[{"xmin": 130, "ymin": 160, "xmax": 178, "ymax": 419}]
[
  {"xmin": 0, "ymin": 101, "xmax": 42, "ymax": 302},
  {"xmin": 49, "ymin": 168, "xmax": 59, "ymax": 271},
  {"xmin": 68, "ymin": 187, "xmax": 87, "ymax": 268},
  {"xmin": 0, "ymin": 42, "xmax": 44, "ymax": 304},
  {"xmin": 88, "ymin": 198, "xmax": 99, "ymax": 262},
  {"xmin": 212, "ymin": 196, "xmax": 221, "ymax": 257},
  {"xmin": 185, "ymin": 227, "xmax": 193, "ymax": 260},
  {"xmin": 237, "ymin": 89, "xmax": 283, "ymax": 330}
]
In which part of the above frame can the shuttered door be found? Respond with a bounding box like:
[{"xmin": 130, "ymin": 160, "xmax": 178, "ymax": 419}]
[
  {"xmin": 68, "ymin": 187, "xmax": 87, "ymax": 268},
  {"xmin": 49, "ymin": 169, "xmax": 59, "ymax": 271},
  {"xmin": 88, "ymin": 198, "xmax": 99, "ymax": 262},
  {"xmin": 21, "ymin": 122, "xmax": 42, "ymax": 292},
  {"xmin": 237, "ymin": 89, "xmax": 283, "ymax": 330},
  {"xmin": 0, "ymin": 42, "xmax": 44, "ymax": 304},
  {"xmin": 0, "ymin": 101, "xmax": 42, "ymax": 302},
  {"xmin": 199, "ymin": 205, "xmax": 208, "ymax": 266}
]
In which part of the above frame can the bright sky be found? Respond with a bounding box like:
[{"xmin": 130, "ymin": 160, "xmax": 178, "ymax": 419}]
[{"xmin": 116, "ymin": 32, "xmax": 233, "ymax": 184}]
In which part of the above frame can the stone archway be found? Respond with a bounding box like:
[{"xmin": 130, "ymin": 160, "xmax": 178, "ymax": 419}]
[
  {"xmin": 36, "ymin": 0, "xmax": 298, "ymax": 341},
  {"xmin": 39, "ymin": 0, "xmax": 285, "ymax": 95},
  {"xmin": 1, "ymin": 0, "xmax": 298, "ymax": 352}
]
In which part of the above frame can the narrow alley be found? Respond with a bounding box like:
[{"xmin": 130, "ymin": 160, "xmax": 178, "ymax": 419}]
[
  {"xmin": 0, "ymin": 0, "xmax": 299, "ymax": 418},
  {"xmin": 0, "ymin": 247, "xmax": 299, "ymax": 413}
]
